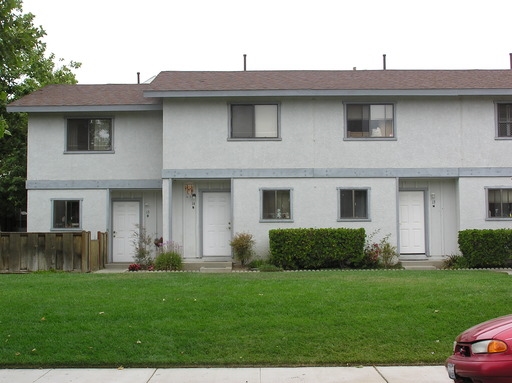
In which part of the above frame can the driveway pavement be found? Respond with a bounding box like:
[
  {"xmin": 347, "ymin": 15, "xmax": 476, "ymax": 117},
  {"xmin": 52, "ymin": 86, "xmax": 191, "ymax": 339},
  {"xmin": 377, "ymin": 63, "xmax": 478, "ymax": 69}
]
[{"xmin": 0, "ymin": 366, "xmax": 452, "ymax": 382}]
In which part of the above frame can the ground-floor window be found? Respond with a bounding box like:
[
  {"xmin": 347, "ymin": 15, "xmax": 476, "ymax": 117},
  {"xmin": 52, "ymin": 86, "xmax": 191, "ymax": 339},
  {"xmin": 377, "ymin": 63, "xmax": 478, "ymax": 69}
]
[
  {"xmin": 487, "ymin": 188, "xmax": 512, "ymax": 218},
  {"xmin": 52, "ymin": 199, "xmax": 81, "ymax": 229},
  {"xmin": 338, "ymin": 188, "xmax": 369, "ymax": 220},
  {"xmin": 260, "ymin": 188, "xmax": 292, "ymax": 221}
]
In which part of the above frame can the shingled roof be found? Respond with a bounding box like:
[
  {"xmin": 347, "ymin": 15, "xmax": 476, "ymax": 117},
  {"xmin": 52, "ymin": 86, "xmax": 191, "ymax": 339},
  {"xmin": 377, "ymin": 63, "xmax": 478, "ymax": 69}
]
[
  {"xmin": 7, "ymin": 83, "xmax": 162, "ymax": 112},
  {"xmin": 8, "ymin": 69, "xmax": 512, "ymax": 112},
  {"xmin": 148, "ymin": 70, "xmax": 512, "ymax": 91}
]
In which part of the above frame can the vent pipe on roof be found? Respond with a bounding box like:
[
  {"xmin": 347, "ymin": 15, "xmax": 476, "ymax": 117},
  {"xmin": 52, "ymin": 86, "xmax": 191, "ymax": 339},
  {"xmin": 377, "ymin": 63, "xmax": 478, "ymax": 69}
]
[
  {"xmin": 137, "ymin": 72, "xmax": 140, "ymax": 84},
  {"xmin": 383, "ymin": 54, "xmax": 387, "ymax": 70},
  {"xmin": 243, "ymin": 54, "xmax": 247, "ymax": 71},
  {"xmin": 510, "ymin": 53, "xmax": 512, "ymax": 69}
]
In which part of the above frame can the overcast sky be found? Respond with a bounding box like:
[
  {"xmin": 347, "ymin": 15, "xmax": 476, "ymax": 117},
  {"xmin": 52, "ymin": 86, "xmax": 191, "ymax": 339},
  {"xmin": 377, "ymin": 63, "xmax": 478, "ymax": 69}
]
[{"xmin": 22, "ymin": 0, "xmax": 512, "ymax": 84}]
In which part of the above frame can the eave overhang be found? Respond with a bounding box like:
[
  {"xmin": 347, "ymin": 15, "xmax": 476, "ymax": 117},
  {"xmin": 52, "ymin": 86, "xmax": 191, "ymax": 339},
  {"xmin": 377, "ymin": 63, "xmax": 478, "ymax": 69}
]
[
  {"xmin": 143, "ymin": 88, "xmax": 512, "ymax": 99},
  {"xmin": 6, "ymin": 103, "xmax": 163, "ymax": 113}
]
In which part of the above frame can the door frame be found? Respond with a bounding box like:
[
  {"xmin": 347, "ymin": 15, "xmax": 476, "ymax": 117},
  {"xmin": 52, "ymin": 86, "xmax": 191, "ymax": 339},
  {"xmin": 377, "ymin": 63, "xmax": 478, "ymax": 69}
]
[
  {"xmin": 200, "ymin": 190, "xmax": 232, "ymax": 259},
  {"xmin": 111, "ymin": 199, "xmax": 142, "ymax": 263},
  {"xmin": 398, "ymin": 189, "xmax": 429, "ymax": 256}
]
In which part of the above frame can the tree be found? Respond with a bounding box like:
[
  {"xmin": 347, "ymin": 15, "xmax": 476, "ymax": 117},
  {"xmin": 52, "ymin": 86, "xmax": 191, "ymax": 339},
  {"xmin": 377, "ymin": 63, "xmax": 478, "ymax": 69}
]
[{"xmin": 0, "ymin": 0, "xmax": 81, "ymax": 230}]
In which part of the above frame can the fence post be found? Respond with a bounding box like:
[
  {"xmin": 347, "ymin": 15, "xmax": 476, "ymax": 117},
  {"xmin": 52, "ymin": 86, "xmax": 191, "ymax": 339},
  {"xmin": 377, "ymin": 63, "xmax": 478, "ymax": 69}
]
[
  {"xmin": 98, "ymin": 231, "xmax": 108, "ymax": 269},
  {"xmin": 8, "ymin": 233, "xmax": 21, "ymax": 273},
  {"xmin": 81, "ymin": 231, "xmax": 90, "ymax": 272}
]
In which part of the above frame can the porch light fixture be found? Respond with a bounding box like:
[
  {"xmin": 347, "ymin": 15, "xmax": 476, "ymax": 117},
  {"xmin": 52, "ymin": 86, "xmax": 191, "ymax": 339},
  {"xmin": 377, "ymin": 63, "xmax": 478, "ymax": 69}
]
[{"xmin": 185, "ymin": 184, "xmax": 194, "ymax": 197}]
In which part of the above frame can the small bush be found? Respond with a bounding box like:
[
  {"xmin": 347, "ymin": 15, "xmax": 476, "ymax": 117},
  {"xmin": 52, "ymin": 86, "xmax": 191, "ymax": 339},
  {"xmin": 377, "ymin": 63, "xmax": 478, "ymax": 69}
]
[
  {"xmin": 155, "ymin": 241, "xmax": 183, "ymax": 271},
  {"xmin": 132, "ymin": 225, "xmax": 155, "ymax": 270},
  {"xmin": 154, "ymin": 252, "xmax": 183, "ymax": 271},
  {"xmin": 258, "ymin": 263, "xmax": 283, "ymax": 272},
  {"xmin": 230, "ymin": 232, "xmax": 255, "ymax": 266},
  {"xmin": 362, "ymin": 232, "xmax": 400, "ymax": 269},
  {"xmin": 247, "ymin": 258, "xmax": 265, "ymax": 269},
  {"xmin": 246, "ymin": 258, "xmax": 283, "ymax": 272},
  {"xmin": 442, "ymin": 254, "xmax": 468, "ymax": 269},
  {"xmin": 128, "ymin": 263, "xmax": 141, "ymax": 272}
]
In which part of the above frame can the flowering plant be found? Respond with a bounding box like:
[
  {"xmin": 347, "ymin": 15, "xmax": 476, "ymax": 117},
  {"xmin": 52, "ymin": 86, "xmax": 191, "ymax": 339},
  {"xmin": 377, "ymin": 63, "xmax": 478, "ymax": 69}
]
[
  {"xmin": 363, "ymin": 231, "xmax": 399, "ymax": 268},
  {"xmin": 365, "ymin": 242, "xmax": 382, "ymax": 265},
  {"xmin": 128, "ymin": 263, "xmax": 142, "ymax": 271}
]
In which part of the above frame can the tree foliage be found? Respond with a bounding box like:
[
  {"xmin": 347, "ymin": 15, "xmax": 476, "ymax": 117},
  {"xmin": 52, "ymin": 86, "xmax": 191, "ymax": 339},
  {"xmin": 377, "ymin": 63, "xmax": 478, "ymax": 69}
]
[{"xmin": 0, "ymin": 0, "xmax": 81, "ymax": 230}]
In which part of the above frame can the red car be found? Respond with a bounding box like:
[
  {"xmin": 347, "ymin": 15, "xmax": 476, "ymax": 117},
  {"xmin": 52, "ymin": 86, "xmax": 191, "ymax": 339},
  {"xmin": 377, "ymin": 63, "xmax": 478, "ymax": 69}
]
[{"xmin": 446, "ymin": 314, "xmax": 512, "ymax": 383}]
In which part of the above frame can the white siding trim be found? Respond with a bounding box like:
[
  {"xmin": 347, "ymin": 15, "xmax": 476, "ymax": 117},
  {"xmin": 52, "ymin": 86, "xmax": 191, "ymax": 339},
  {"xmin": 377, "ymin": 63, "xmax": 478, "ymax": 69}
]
[{"xmin": 162, "ymin": 167, "xmax": 512, "ymax": 179}]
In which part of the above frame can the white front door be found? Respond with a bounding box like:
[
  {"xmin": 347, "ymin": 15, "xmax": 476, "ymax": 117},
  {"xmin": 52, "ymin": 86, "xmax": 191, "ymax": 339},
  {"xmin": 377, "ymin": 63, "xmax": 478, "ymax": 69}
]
[
  {"xmin": 399, "ymin": 191, "xmax": 426, "ymax": 254},
  {"xmin": 202, "ymin": 192, "xmax": 231, "ymax": 257},
  {"xmin": 112, "ymin": 201, "xmax": 140, "ymax": 262}
]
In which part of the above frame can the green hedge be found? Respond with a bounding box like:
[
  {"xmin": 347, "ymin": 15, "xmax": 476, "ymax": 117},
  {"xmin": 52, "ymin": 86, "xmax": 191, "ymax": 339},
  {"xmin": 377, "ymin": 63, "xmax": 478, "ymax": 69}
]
[
  {"xmin": 268, "ymin": 228, "xmax": 365, "ymax": 270},
  {"xmin": 458, "ymin": 229, "xmax": 512, "ymax": 268}
]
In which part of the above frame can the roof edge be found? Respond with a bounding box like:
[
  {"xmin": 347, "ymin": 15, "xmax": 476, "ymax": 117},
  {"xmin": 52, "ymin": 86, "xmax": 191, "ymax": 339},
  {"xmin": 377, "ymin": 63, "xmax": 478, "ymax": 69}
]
[
  {"xmin": 143, "ymin": 89, "xmax": 512, "ymax": 98},
  {"xmin": 7, "ymin": 104, "xmax": 163, "ymax": 113}
]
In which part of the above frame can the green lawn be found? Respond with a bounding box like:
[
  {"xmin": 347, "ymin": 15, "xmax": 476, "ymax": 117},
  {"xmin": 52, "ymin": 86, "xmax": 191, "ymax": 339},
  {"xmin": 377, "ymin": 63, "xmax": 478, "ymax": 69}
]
[{"xmin": 0, "ymin": 270, "xmax": 510, "ymax": 368}]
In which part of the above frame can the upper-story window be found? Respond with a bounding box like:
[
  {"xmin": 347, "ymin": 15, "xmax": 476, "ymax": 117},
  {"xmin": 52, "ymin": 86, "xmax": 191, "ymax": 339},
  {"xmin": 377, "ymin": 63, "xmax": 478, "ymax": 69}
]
[
  {"xmin": 497, "ymin": 104, "xmax": 512, "ymax": 138},
  {"xmin": 487, "ymin": 188, "xmax": 512, "ymax": 218},
  {"xmin": 230, "ymin": 104, "xmax": 279, "ymax": 139},
  {"xmin": 66, "ymin": 118, "xmax": 113, "ymax": 151},
  {"xmin": 346, "ymin": 104, "xmax": 394, "ymax": 138}
]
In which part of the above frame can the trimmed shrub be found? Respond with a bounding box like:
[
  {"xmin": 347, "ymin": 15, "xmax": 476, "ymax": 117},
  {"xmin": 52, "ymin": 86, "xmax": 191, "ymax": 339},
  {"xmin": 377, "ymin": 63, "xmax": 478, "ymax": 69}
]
[
  {"xmin": 268, "ymin": 228, "xmax": 365, "ymax": 270},
  {"xmin": 458, "ymin": 229, "xmax": 512, "ymax": 268}
]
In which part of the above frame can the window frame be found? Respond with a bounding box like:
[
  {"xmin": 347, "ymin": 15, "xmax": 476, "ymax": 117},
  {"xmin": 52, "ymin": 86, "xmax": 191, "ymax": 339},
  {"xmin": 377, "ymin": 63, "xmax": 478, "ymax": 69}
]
[
  {"xmin": 259, "ymin": 188, "xmax": 293, "ymax": 222},
  {"xmin": 51, "ymin": 198, "xmax": 83, "ymax": 230},
  {"xmin": 337, "ymin": 187, "xmax": 371, "ymax": 221},
  {"xmin": 228, "ymin": 103, "xmax": 281, "ymax": 140},
  {"xmin": 65, "ymin": 117, "xmax": 114, "ymax": 153},
  {"xmin": 495, "ymin": 103, "xmax": 512, "ymax": 139},
  {"xmin": 486, "ymin": 187, "xmax": 512, "ymax": 220},
  {"xmin": 344, "ymin": 103, "xmax": 396, "ymax": 140}
]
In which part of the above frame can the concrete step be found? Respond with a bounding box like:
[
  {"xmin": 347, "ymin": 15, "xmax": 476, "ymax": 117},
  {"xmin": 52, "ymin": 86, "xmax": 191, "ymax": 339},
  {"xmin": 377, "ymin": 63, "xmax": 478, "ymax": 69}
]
[
  {"xmin": 183, "ymin": 261, "xmax": 233, "ymax": 272},
  {"xmin": 104, "ymin": 263, "xmax": 130, "ymax": 270},
  {"xmin": 401, "ymin": 259, "xmax": 444, "ymax": 270}
]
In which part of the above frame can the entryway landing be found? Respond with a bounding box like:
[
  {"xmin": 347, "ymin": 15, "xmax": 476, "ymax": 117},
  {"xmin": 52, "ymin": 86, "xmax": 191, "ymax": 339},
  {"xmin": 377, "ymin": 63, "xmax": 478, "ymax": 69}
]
[
  {"xmin": 400, "ymin": 256, "xmax": 445, "ymax": 270},
  {"xmin": 184, "ymin": 260, "xmax": 233, "ymax": 272}
]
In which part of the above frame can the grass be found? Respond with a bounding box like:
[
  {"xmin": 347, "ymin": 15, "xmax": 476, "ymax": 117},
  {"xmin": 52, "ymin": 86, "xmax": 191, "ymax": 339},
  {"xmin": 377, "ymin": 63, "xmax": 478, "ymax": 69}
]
[{"xmin": 0, "ymin": 270, "xmax": 510, "ymax": 368}]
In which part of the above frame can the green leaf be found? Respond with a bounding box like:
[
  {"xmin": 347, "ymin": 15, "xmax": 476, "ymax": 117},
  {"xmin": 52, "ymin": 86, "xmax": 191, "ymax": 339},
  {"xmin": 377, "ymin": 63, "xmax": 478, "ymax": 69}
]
[{"xmin": 0, "ymin": 0, "xmax": 80, "ymax": 229}]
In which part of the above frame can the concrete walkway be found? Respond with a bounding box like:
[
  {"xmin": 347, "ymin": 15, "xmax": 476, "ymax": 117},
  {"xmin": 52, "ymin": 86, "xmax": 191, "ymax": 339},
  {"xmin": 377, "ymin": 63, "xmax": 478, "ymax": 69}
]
[{"xmin": 0, "ymin": 366, "xmax": 451, "ymax": 383}]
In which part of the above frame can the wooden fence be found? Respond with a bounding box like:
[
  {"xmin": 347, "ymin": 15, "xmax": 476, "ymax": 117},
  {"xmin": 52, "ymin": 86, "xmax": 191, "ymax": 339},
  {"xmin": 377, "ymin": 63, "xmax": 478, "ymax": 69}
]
[{"xmin": 0, "ymin": 231, "xmax": 108, "ymax": 273}]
